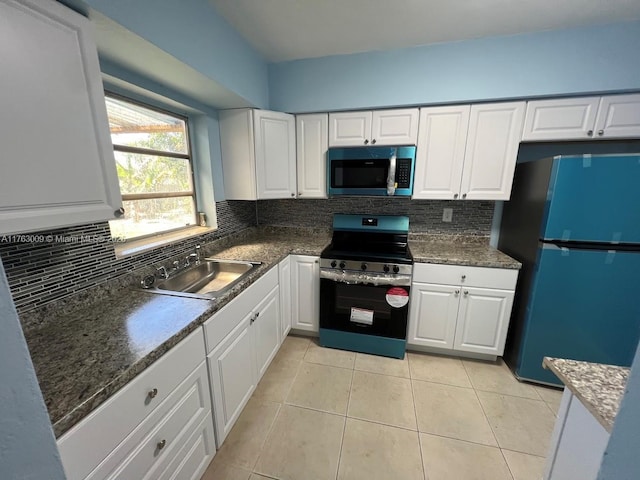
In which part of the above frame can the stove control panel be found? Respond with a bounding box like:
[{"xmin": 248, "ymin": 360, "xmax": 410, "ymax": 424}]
[{"xmin": 320, "ymin": 259, "xmax": 413, "ymax": 276}]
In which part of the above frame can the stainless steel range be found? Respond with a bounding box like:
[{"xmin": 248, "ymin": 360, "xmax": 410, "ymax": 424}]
[{"xmin": 319, "ymin": 214, "xmax": 413, "ymax": 359}]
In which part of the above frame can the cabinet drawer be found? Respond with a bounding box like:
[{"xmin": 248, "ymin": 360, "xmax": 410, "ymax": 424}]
[
  {"xmin": 157, "ymin": 415, "xmax": 216, "ymax": 480},
  {"xmin": 412, "ymin": 263, "xmax": 518, "ymax": 290},
  {"xmin": 86, "ymin": 361, "xmax": 211, "ymax": 480},
  {"xmin": 203, "ymin": 266, "xmax": 278, "ymax": 353},
  {"xmin": 58, "ymin": 329, "xmax": 206, "ymax": 480}
]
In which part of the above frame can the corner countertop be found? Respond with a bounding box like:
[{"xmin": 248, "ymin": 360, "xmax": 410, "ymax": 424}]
[
  {"xmin": 409, "ymin": 235, "xmax": 522, "ymax": 269},
  {"xmin": 23, "ymin": 228, "xmax": 519, "ymax": 438},
  {"xmin": 543, "ymin": 357, "xmax": 630, "ymax": 433}
]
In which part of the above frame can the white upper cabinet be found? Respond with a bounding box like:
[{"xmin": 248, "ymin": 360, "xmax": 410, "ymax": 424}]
[
  {"xmin": 413, "ymin": 102, "xmax": 525, "ymax": 201},
  {"xmin": 329, "ymin": 109, "xmax": 419, "ymax": 146},
  {"xmin": 461, "ymin": 102, "xmax": 526, "ymax": 200},
  {"xmin": 371, "ymin": 109, "xmax": 420, "ymax": 146},
  {"xmin": 413, "ymin": 105, "xmax": 470, "ymax": 200},
  {"xmin": 219, "ymin": 109, "xmax": 296, "ymax": 200},
  {"xmin": 0, "ymin": 0, "xmax": 122, "ymax": 235},
  {"xmin": 594, "ymin": 94, "xmax": 640, "ymax": 139},
  {"xmin": 522, "ymin": 97, "xmax": 600, "ymax": 141},
  {"xmin": 522, "ymin": 94, "xmax": 640, "ymax": 141},
  {"xmin": 296, "ymin": 114, "xmax": 328, "ymax": 198}
]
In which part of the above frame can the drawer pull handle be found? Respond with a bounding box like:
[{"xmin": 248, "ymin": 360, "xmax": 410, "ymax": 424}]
[
  {"xmin": 461, "ymin": 275, "xmax": 466, "ymax": 280},
  {"xmin": 148, "ymin": 388, "xmax": 158, "ymax": 399},
  {"xmin": 463, "ymin": 290, "xmax": 469, "ymax": 296},
  {"xmin": 455, "ymin": 290, "xmax": 460, "ymax": 295},
  {"xmin": 157, "ymin": 439, "xmax": 166, "ymax": 450}
]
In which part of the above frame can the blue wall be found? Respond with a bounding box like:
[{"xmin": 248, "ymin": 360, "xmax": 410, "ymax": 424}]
[
  {"xmin": 83, "ymin": 0, "xmax": 269, "ymax": 108},
  {"xmin": 0, "ymin": 263, "xmax": 66, "ymax": 480},
  {"xmin": 269, "ymin": 21, "xmax": 640, "ymax": 113},
  {"xmin": 597, "ymin": 341, "xmax": 640, "ymax": 479}
]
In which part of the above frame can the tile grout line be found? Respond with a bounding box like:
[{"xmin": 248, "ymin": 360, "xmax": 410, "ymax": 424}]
[
  {"xmin": 462, "ymin": 360, "xmax": 516, "ymax": 480},
  {"xmin": 335, "ymin": 367, "xmax": 355, "ymax": 480},
  {"xmin": 408, "ymin": 354, "xmax": 428, "ymax": 480}
]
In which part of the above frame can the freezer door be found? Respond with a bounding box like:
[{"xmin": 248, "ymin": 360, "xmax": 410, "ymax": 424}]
[
  {"xmin": 542, "ymin": 155, "xmax": 640, "ymax": 243},
  {"xmin": 516, "ymin": 244, "xmax": 640, "ymax": 385}
]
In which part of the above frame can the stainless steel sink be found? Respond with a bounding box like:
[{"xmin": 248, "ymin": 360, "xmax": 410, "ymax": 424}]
[{"xmin": 143, "ymin": 259, "xmax": 261, "ymax": 299}]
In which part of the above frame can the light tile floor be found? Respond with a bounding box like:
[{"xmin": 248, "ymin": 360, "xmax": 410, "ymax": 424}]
[{"xmin": 202, "ymin": 335, "xmax": 562, "ymax": 480}]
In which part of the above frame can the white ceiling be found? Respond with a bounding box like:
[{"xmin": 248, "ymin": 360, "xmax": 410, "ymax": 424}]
[{"xmin": 210, "ymin": 0, "xmax": 640, "ymax": 62}]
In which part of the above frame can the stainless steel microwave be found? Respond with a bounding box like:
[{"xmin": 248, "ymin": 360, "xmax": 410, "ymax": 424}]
[{"xmin": 327, "ymin": 145, "xmax": 416, "ymax": 197}]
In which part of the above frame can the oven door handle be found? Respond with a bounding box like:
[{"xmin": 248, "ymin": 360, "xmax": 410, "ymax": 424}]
[{"xmin": 320, "ymin": 268, "xmax": 411, "ymax": 287}]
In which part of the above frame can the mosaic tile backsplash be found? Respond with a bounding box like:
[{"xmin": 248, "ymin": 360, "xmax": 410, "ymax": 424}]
[
  {"xmin": 257, "ymin": 198, "xmax": 494, "ymax": 235},
  {"xmin": 0, "ymin": 201, "xmax": 256, "ymax": 314},
  {"xmin": 2, "ymin": 197, "xmax": 494, "ymax": 315}
]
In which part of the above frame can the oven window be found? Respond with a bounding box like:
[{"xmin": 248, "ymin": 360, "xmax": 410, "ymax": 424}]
[{"xmin": 334, "ymin": 284, "xmax": 392, "ymax": 319}]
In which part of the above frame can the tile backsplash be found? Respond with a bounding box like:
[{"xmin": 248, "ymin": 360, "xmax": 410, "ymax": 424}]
[
  {"xmin": 0, "ymin": 201, "xmax": 256, "ymax": 314},
  {"xmin": 257, "ymin": 198, "xmax": 494, "ymax": 235},
  {"xmin": 2, "ymin": 197, "xmax": 495, "ymax": 316}
]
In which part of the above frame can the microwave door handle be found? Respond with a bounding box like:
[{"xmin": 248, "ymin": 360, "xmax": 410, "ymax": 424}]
[{"xmin": 387, "ymin": 149, "xmax": 397, "ymax": 196}]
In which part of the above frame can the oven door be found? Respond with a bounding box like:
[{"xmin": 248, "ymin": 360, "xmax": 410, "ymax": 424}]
[{"xmin": 319, "ymin": 277, "xmax": 410, "ymax": 339}]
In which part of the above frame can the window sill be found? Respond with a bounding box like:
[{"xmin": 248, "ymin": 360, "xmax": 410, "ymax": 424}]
[{"xmin": 114, "ymin": 226, "xmax": 216, "ymax": 258}]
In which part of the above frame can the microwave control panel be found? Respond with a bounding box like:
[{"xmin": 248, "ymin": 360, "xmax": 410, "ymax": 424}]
[{"xmin": 395, "ymin": 158, "xmax": 412, "ymax": 188}]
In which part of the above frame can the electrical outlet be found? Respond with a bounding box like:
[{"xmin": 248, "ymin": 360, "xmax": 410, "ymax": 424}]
[{"xmin": 442, "ymin": 208, "xmax": 453, "ymax": 223}]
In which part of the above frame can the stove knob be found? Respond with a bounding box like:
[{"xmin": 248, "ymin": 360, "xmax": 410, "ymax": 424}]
[
  {"xmin": 339, "ymin": 261, "xmax": 346, "ymax": 270},
  {"xmin": 383, "ymin": 265, "xmax": 390, "ymax": 273},
  {"xmin": 361, "ymin": 263, "xmax": 368, "ymax": 271},
  {"xmin": 330, "ymin": 260, "xmax": 337, "ymax": 268},
  {"xmin": 393, "ymin": 265, "xmax": 400, "ymax": 274}
]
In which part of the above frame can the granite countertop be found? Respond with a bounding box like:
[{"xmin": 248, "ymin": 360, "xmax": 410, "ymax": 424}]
[
  {"xmin": 409, "ymin": 235, "xmax": 522, "ymax": 269},
  {"xmin": 25, "ymin": 229, "xmax": 330, "ymax": 438},
  {"xmin": 543, "ymin": 357, "xmax": 630, "ymax": 433},
  {"xmin": 24, "ymin": 228, "xmax": 519, "ymax": 438}
]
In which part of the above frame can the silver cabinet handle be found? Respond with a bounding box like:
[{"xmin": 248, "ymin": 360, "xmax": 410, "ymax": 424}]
[
  {"xmin": 455, "ymin": 290, "xmax": 460, "ymax": 295},
  {"xmin": 462, "ymin": 193, "xmax": 467, "ymax": 199},
  {"xmin": 598, "ymin": 129, "xmax": 604, "ymax": 136},
  {"xmin": 463, "ymin": 290, "xmax": 469, "ymax": 295},
  {"xmin": 291, "ymin": 193, "xmax": 295, "ymax": 197},
  {"xmin": 148, "ymin": 388, "xmax": 158, "ymax": 399},
  {"xmin": 372, "ymin": 139, "xmax": 377, "ymax": 144},
  {"xmin": 587, "ymin": 130, "xmax": 593, "ymax": 136},
  {"xmin": 114, "ymin": 207, "xmax": 125, "ymax": 217},
  {"xmin": 454, "ymin": 193, "xmax": 459, "ymax": 199},
  {"xmin": 364, "ymin": 139, "xmax": 369, "ymax": 145},
  {"xmin": 298, "ymin": 192, "xmax": 302, "ymax": 196},
  {"xmin": 461, "ymin": 275, "xmax": 466, "ymax": 280},
  {"xmin": 157, "ymin": 439, "xmax": 166, "ymax": 450}
]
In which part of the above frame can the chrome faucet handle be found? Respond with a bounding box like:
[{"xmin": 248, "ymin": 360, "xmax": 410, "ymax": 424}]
[
  {"xmin": 172, "ymin": 260, "xmax": 180, "ymax": 271},
  {"xmin": 185, "ymin": 253, "xmax": 199, "ymax": 267},
  {"xmin": 156, "ymin": 266, "xmax": 169, "ymax": 279}
]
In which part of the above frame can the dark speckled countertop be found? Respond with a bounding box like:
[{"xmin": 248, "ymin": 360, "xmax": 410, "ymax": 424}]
[
  {"xmin": 409, "ymin": 235, "xmax": 522, "ymax": 269},
  {"xmin": 24, "ymin": 228, "xmax": 519, "ymax": 438},
  {"xmin": 543, "ymin": 357, "xmax": 629, "ymax": 433}
]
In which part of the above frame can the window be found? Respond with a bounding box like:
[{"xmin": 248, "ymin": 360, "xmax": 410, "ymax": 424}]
[{"xmin": 105, "ymin": 94, "xmax": 197, "ymax": 240}]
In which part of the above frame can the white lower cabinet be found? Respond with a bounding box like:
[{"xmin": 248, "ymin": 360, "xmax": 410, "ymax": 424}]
[
  {"xmin": 545, "ymin": 389, "xmax": 609, "ymax": 480},
  {"xmin": 278, "ymin": 256, "xmax": 292, "ymax": 340},
  {"xmin": 203, "ymin": 266, "xmax": 281, "ymax": 447},
  {"xmin": 57, "ymin": 329, "xmax": 215, "ymax": 480},
  {"xmin": 408, "ymin": 263, "xmax": 517, "ymax": 356},
  {"xmin": 290, "ymin": 255, "xmax": 320, "ymax": 333}
]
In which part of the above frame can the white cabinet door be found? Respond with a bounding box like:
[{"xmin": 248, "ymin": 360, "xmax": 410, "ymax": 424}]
[
  {"xmin": 453, "ymin": 287, "xmax": 514, "ymax": 355},
  {"xmin": 254, "ymin": 285, "xmax": 281, "ymax": 380},
  {"xmin": 521, "ymin": 97, "xmax": 600, "ymax": 141},
  {"xmin": 594, "ymin": 93, "xmax": 640, "ymax": 139},
  {"xmin": 0, "ymin": 0, "xmax": 122, "ymax": 235},
  {"xmin": 296, "ymin": 114, "xmax": 328, "ymax": 198},
  {"xmin": 278, "ymin": 256, "xmax": 292, "ymax": 341},
  {"xmin": 254, "ymin": 110, "xmax": 296, "ymax": 199},
  {"xmin": 413, "ymin": 105, "xmax": 469, "ymax": 200},
  {"xmin": 408, "ymin": 283, "xmax": 460, "ymax": 349},
  {"xmin": 291, "ymin": 255, "xmax": 320, "ymax": 333},
  {"xmin": 207, "ymin": 314, "xmax": 256, "ymax": 446},
  {"xmin": 328, "ymin": 111, "xmax": 372, "ymax": 146},
  {"xmin": 460, "ymin": 102, "xmax": 525, "ymax": 201},
  {"xmin": 219, "ymin": 109, "xmax": 257, "ymax": 200},
  {"xmin": 371, "ymin": 108, "xmax": 420, "ymax": 146}
]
